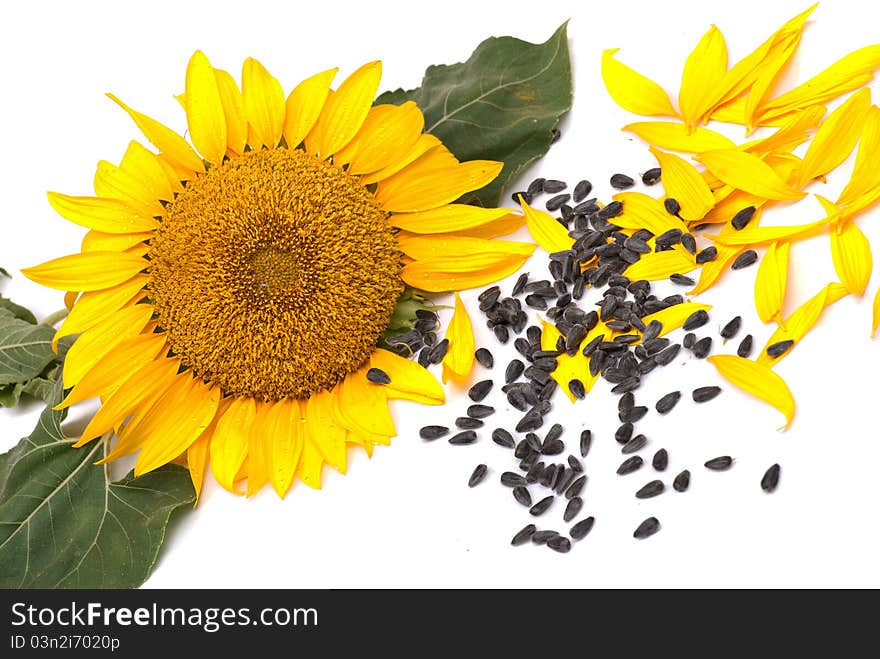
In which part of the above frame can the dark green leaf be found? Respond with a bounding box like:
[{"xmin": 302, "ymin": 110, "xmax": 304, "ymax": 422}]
[
  {"xmin": 0, "ymin": 267, "xmax": 9, "ymax": 279},
  {"xmin": 0, "ymin": 296, "xmax": 38, "ymax": 324},
  {"xmin": 377, "ymin": 22, "xmax": 572, "ymax": 207},
  {"xmin": 0, "ymin": 308, "xmax": 56, "ymax": 386},
  {"xmin": 0, "ymin": 380, "xmax": 195, "ymax": 588}
]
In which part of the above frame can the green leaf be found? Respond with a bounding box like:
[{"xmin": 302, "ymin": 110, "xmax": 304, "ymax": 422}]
[
  {"xmin": 0, "ymin": 380, "xmax": 195, "ymax": 588},
  {"xmin": 0, "ymin": 295, "xmax": 38, "ymax": 324},
  {"xmin": 377, "ymin": 22, "xmax": 572, "ymax": 207},
  {"xmin": 0, "ymin": 308, "xmax": 56, "ymax": 386},
  {"xmin": 0, "ymin": 267, "xmax": 9, "ymax": 278}
]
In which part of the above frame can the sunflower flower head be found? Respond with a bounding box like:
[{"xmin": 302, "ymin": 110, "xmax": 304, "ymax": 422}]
[{"xmin": 24, "ymin": 52, "xmax": 535, "ymax": 498}]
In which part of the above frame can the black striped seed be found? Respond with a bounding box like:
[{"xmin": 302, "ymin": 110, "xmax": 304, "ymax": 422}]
[
  {"xmin": 642, "ymin": 320, "xmax": 663, "ymax": 343},
  {"xmin": 681, "ymin": 233, "xmax": 697, "ymax": 254},
  {"xmin": 610, "ymin": 173, "xmax": 635, "ymax": 189},
  {"xmin": 527, "ymin": 178, "xmax": 546, "ymax": 196},
  {"xmin": 617, "ymin": 455, "xmax": 644, "ymax": 475},
  {"xmin": 513, "ymin": 486, "xmax": 533, "ymax": 507},
  {"xmin": 580, "ymin": 430, "xmax": 592, "ymax": 458},
  {"xmin": 737, "ymin": 334, "xmax": 754, "ymax": 358},
  {"xmin": 731, "ymin": 206, "xmax": 756, "ymax": 230},
  {"xmin": 468, "ymin": 464, "xmax": 487, "ymax": 487},
  {"xmin": 567, "ymin": 455, "xmax": 583, "ymax": 473},
  {"xmin": 491, "ymin": 428, "xmax": 515, "ymax": 448},
  {"xmin": 419, "ymin": 425, "xmax": 448, "ymax": 440},
  {"xmin": 501, "ymin": 472, "xmax": 528, "ymax": 487},
  {"xmin": 563, "ymin": 496, "xmax": 583, "ymax": 522},
  {"xmin": 516, "ymin": 410, "xmax": 544, "ymax": 433},
  {"xmin": 766, "ymin": 339, "xmax": 794, "ymax": 358},
  {"xmin": 526, "ymin": 461, "xmax": 545, "ymax": 484},
  {"xmin": 654, "ymin": 344, "xmax": 681, "ymax": 366},
  {"xmin": 455, "ymin": 417, "xmax": 484, "ymax": 430},
  {"xmin": 529, "ymin": 495, "xmax": 555, "ymax": 516},
  {"xmin": 664, "ymin": 198, "xmax": 681, "ymax": 215},
  {"xmin": 542, "ymin": 439, "xmax": 565, "ymax": 456},
  {"xmin": 525, "ymin": 433, "xmax": 543, "ymax": 453},
  {"xmin": 695, "ymin": 246, "xmax": 718, "ymax": 264},
  {"xmin": 449, "ymin": 431, "xmax": 478, "ymax": 445},
  {"xmin": 636, "ymin": 480, "xmax": 665, "ymax": 499},
  {"xmin": 568, "ymin": 379, "xmax": 586, "ymax": 399},
  {"xmin": 705, "ymin": 456, "xmax": 733, "ymax": 470},
  {"xmin": 669, "ymin": 273, "xmax": 695, "ymax": 286},
  {"xmin": 570, "ymin": 516, "xmax": 595, "ymax": 540},
  {"xmin": 731, "ymin": 249, "xmax": 758, "ymax": 270},
  {"xmin": 543, "ymin": 179, "xmax": 567, "ymax": 193},
  {"xmin": 693, "ymin": 386, "xmax": 722, "ymax": 402},
  {"xmin": 544, "ymin": 423, "xmax": 563, "ymax": 443},
  {"xmin": 505, "ymin": 359, "xmax": 525, "ymax": 384},
  {"xmin": 468, "ymin": 380, "xmax": 493, "ymax": 402},
  {"xmin": 615, "ymin": 422, "xmax": 634, "ymax": 444},
  {"xmin": 573, "ymin": 179, "xmax": 592, "ymax": 202},
  {"xmin": 720, "ymin": 316, "xmax": 742, "ymax": 339},
  {"xmin": 622, "ymin": 434, "xmax": 648, "ymax": 454},
  {"xmin": 494, "ymin": 325, "xmax": 510, "ymax": 343},
  {"xmin": 652, "ymin": 449, "xmax": 669, "ymax": 471},
  {"xmin": 366, "ymin": 367, "xmax": 391, "ymax": 385},
  {"xmin": 565, "ymin": 475, "xmax": 587, "ymax": 499},
  {"xmin": 634, "ymin": 517, "xmax": 661, "ymax": 539},
  {"xmin": 655, "ymin": 391, "xmax": 681, "ymax": 414},
  {"xmin": 547, "ymin": 536, "xmax": 572, "ymax": 553},
  {"xmin": 512, "ymin": 273, "xmax": 529, "ymax": 297},
  {"xmin": 642, "ymin": 168, "xmax": 661, "ymax": 185},
  {"xmin": 511, "ymin": 524, "xmax": 536, "ymax": 546},
  {"xmin": 546, "ymin": 194, "xmax": 571, "ymax": 211},
  {"xmin": 467, "ymin": 404, "xmax": 495, "ymax": 419},
  {"xmin": 761, "ymin": 463, "xmax": 781, "ymax": 493},
  {"xmin": 474, "ymin": 348, "xmax": 494, "ymax": 369},
  {"xmin": 619, "ymin": 405, "xmax": 648, "ymax": 423},
  {"xmin": 683, "ymin": 309, "xmax": 709, "ymax": 331},
  {"xmin": 611, "ymin": 377, "xmax": 641, "ymax": 394},
  {"xmin": 683, "ymin": 332, "xmax": 696, "ymax": 349},
  {"xmin": 531, "ymin": 530, "xmax": 559, "ymax": 545},
  {"xmin": 692, "ymin": 337, "xmax": 713, "ymax": 358},
  {"xmin": 673, "ymin": 469, "xmax": 690, "ymax": 492}
]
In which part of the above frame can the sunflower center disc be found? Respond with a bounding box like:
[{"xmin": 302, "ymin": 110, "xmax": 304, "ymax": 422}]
[{"xmin": 149, "ymin": 148, "xmax": 403, "ymax": 400}]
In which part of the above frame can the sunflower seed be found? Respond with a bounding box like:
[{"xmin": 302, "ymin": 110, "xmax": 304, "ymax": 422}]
[
  {"xmin": 567, "ymin": 455, "xmax": 583, "ymax": 473},
  {"xmin": 731, "ymin": 206, "xmax": 756, "ymax": 230},
  {"xmin": 568, "ymin": 379, "xmax": 586, "ymax": 399},
  {"xmin": 449, "ymin": 431, "xmax": 477, "ymax": 445},
  {"xmin": 526, "ymin": 460, "xmax": 545, "ymax": 484},
  {"xmin": 719, "ymin": 316, "xmax": 742, "ymax": 340},
  {"xmin": 615, "ymin": 422, "xmax": 634, "ymax": 444},
  {"xmin": 468, "ymin": 464, "xmax": 488, "ymax": 487},
  {"xmin": 619, "ymin": 405, "xmax": 648, "ymax": 423},
  {"xmin": 541, "ymin": 439, "xmax": 565, "ymax": 456},
  {"xmin": 692, "ymin": 336, "xmax": 713, "ymax": 359},
  {"xmin": 731, "ymin": 249, "xmax": 758, "ymax": 270},
  {"xmin": 766, "ymin": 339, "xmax": 794, "ymax": 358},
  {"xmin": 570, "ymin": 516, "xmax": 595, "ymax": 540},
  {"xmin": 682, "ymin": 309, "xmax": 709, "ymax": 331},
  {"xmin": 681, "ymin": 232, "xmax": 697, "ymax": 254},
  {"xmin": 512, "ymin": 272, "xmax": 530, "ymax": 297},
  {"xmin": 692, "ymin": 386, "xmax": 721, "ymax": 403},
  {"xmin": 500, "ymin": 471, "xmax": 527, "ymax": 488},
  {"xmin": 418, "ymin": 347, "xmax": 432, "ymax": 367},
  {"xmin": 366, "ymin": 367, "xmax": 391, "ymax": 385},
  {"xmin": 673, "ymin": 469, "xmax": 690, "ymax": 492},
  {"xmin": 705, "ymin": 456, "xmax": 733, "ymax": 470},
  {"xmin": 642, "ymin": 167, "xmax": 661, "ymax": 185},
  {"xmin": 475, "ymin": 347, "xmax": 494, "ymax": 369},
  {"xmin": 611, "ymin": 377, "xmax": 641, "ymax": 394},
  {"xmin": 505, "ymin": 359, "xmax": 525, "ymax": 384},
  {"xmin": 529, "ymin": 495, "xmax": 555, "ymax": 516},
  {"xmin": 514, "ymin": 439, "xmax": 532, "ymax": 459},
  {"xmin": 527, "ymin": 177, "xmax": 546, "ymax": 196},
  {"xmin": 494, "ymin": 324, "xmax": 510, "ymax": 344},
  {"xmin": 655, "ymin": 391, "xmax": 681, "ymax": 415},
  {"xmin": 641, "ymin": 320, "xmax": 662, "ymax": 344},
  {"xmin": 573, "ymin": 179, "xmax": 593, "ymax": 202},
  {"xmin": 516, "ymin": 410, "xmax": 544, "ymax": 433},
  {"xmin": 617, "ymin": 455, "xmax": 644, "ymax": 475},
  {"xmin": 428, "ymin": 339, "xmax": 450, "ymax": 363},
  {"xmin": 525, "ymin": 432, "xmax": 543, "ymax": 453},
  {"xmin": 543, "ymin": 179, "xmax": 567, "ymax": 193},
  {"xmin": 546, "ymin": 193, "xmax": 571, "ymax": 211},
  {"xmin": 737, "ymin": 334, "xmax": 754, "ymax": 357},
  {"xmin": 636, "ymin": 479, "xmax": 665, "ymax": 499},
  {"xmin": 467, "ymin": 404, "xmax": 495, "ymax": 419},
  {"xmin": 622, "ymin": 434, "xmax": 648, "ymax": 454},
  {"xmin": 664, "ymin": 198, "xmax": 681, "ymax": 215},
  {"xmin": 598, "ymin": 201, "xmax": 624, "ymax": 219},
  {"xmin": 761, "ymin": 463, "xmax": 781, "ymax": 493},
  {"xmin": 610, "ymin": 173, "xmax": 635, "ymax": 189},
  {"xmin": 579, "ymin": 430, "xmax": 592, "ymax": 458},
  {"xmin": 669, "ymin": 273, "xmax": 695, "ymax": 286},
  {"xmin": 467, "ymin": 380, "xmax": 493, "ymax": 403},
  {"xmin": 652, "ymin": 448, "xmax": 669, "ymax": 471},
  {"xmin": 654, "ymin": 344, "xmax": 681, "ymax": 366},
  {"xmin": 511, "ymin": 190, "xmax": 532, "ymax": 204},
  {"xmin": 634, "ymin": 517, "xmax": 660, "ymax": 539},
  {"xmin": 565, "ymin": 475, "xmax": 587, "ymax": 499},
  {"xmin": 547, "ymin": 535, "xmax": 572, "ymax": 553},
  {"xmin": 455, "ymin": 417, "xmax": 484, "ymax": 430},
  {"xmin": 513, "ymin": 486, "xmax": 533, "ymax": 507},
  {"xmin": 419, "ymin": 425, "xmax": 449, "ymax": 440},
  {"xmin": 511, "ymin": 524, "xmax": 537, "ymax": 546},
  {"xmin": 696, "ymin": 246, "xmax": 718, "ymax": 264},
  {"xmin": 618, "ymin": 391, "xmax": 635, "ymax": 412},
  {"xmin": 478, "ymin": 285, "xmax": 501, "ymax": 304},
  {"xmin": 492, "ymin": 428, "xmax": 516, "ymax": 448}
]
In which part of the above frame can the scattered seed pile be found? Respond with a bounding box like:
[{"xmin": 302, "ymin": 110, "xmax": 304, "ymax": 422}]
[{"xmin": 412, "ymin": 172, "xmax": 784, "ymax": 551}]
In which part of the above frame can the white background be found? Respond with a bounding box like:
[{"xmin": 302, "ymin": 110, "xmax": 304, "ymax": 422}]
[{"xmin": 1, "ymin": 0, "xmax": 879, "ymax": 588}]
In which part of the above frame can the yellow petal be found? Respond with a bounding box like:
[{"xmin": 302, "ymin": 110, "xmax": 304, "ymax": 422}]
[
  {"xmin": 390, "ymin": 204, "xmax": 511, "ymax": 234},
  {"xmin": 696, "ymin": 149, "xmax": 806, "ymax": 201},
  {"xmin": 678, "ymin": 26, "xmax": 728, "ymax": 130},
  {"xmin": 396, "ymin": 234, "xmax": 535, "ymax": 261},
  {"xmin": 80, "ymin": 230, "xmax": 152, "ymax": 253},
  {"xmin": 743, "ymin": 106, "xmax": 825, "ymax": 156},
  {"xmin": 305, "ymin": 391, "xmax": 347, "ymax": 473},
  {"xmin": 442, "ymin": 292, "xmax": 475, "ymax": 384},
  {"xmin": 830, "ymin": 219, "xmax": 872, "ymax": 296},
  {"xmin": 601, "ymin": 48, "xmax": 678, "ymax": 117},
  {"xmin": 838, "ymin": 104, "xmax": 880, "ymax": 205},
  {"xmin": 106, "ymin": 93, "xmax": 203, "ymax": 172},
  {"xmin": 649, "ymin": 147, "xmax": 714, "ymax": 222},
  {"xmin": 641, "ymin": 302, "xmax": 712, "ymax": 335},
  {"xmin": 624, "ymin": 250, "xmax": 698, "ymax": 281},
  {"xmin": 117, "ymin": 140, "xmax": 175, "ymax": 204},
  {"xmin": 244, "ymin": 402, "xmax": 271, "ymax": 496},
  {"xmin": 743, "ymin": 32, "xmax": 803, "ymax": 131},
  {"xmin": 689, "ymin": 244, "xmax": 745, "ymax": 295},
  {"xmin": 519, "ymin": 197, "xmax": 573, "ymax": 253},
  {"xmin": 210, "ymin": 397, "xmax": 256, "ymax": 492},
  {"xmin": 184, "ymin": 51, "xmax": 227, "ymax": 165},
  {"xmin": 541, "ymin": 319, "xmax": 604, "ymax": 402},
  {"xmin": 447, "ymin": 213, "xmax": 525, "ymax": 240},
  {"xmin": 23, "ymin": 251, "xmax": 146, "ymax": 291},
  {"xmin": 93, "ymin": 160, "xmax": 163, "ymax": 217},
  {"xmin": 306, "ymin": 61, "xmax": 382, "ymax": 158},
  {"xmin": 241, "ymin": 57, "xmax": 285, "ymax": 149},
  {"xmin": 712, "ymin": 218, "xmax": 830, "ymax": 246},
  {"xmin": 296, "ymin": 423, "xmax": 326, "ymax": 490},
  {"xmin": 703, "ymin": 189, "xmax": 768, "ymax": 224},
  {"xmin": 758, "ymin": 45, "xmax": 880, "ymax": 120},
  {"xmin": 336, "ymin": 368, "xmax": 396, "ymax": 438},
  {"xmin": 873, "ymin": 286, "xmax": 880, "ymax": 336},
  {"xmin": 798, "ymin": 88, "xmax": 871, "ymax": 186},
  {"xmin": 376, "ymin": 157, "xmax": 502, "ymax": 213},
  {"xmin": 47, "ymin": 193, "xmax": 158, "ymax": 234},
  {"xmin": 360, "ymin": 133, "xmax": 442, "ymax": 185},
  {"xmin": 370, "ymin": 348, "xmax": 444, "ymax": 405},
  {"xmin": 707, "ymin": 355, "xmax": 795, "ymax": 429},
  {"xmin": 612, "ymin": 192, "xmax": 689, "ymax": 236},
  {"xmin": 213, "ymin": 69, "xmax": 247, "ymax": 156},
  {"xmin": 624, "ymin": 121, "xmax": 735, "ymax": 153},
  {"xmin": 53, "ymin": 274, "xmax": 148, "ymax": 348},
  {"xmin": 62, "ymin": 304, "xmax": 154, "ymax": 388},
  {"xmin": 187, "ymin": 429, "xmax": 212, "ymax": 504},
  {"xmin": 344, "ymin": 102, "xmax": 424, "ymax": 174},
  {"xmin": 757, "ymin": 283, "xmax": 849, "ymax": 365},
  {"xmin": 282, "ymin": 67, "xmax": 337, "ymax": 149},
  {"xmin": 265, "ymin": 398, "xmax": 303, "ymax": 498},
  {"xmin": 754, "ymin": 241, "xmax": 789, "ymax": 323},
  {"xmin": 134, "ymin": 375, "xmax": 220, "ymax": 476},
  {"xmin": 401, "ymin": 253, "xmax": 530, "ymax": 292}
]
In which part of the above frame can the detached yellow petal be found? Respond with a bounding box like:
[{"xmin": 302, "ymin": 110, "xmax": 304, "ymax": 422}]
[
  {"xmin": 873, "ymin": 287, "xmax": 880, "ymax": 336},
  {"xmin": 838, "ymin": 105, "xmax": 880, "ymax": 205},
  {"xmin": 602, "ymin": 49, "xmax": 678, "ymax": 117},
  {"xmin": 757, "ymin": 283, "xmax": 849, "ymax": 365},
  {"xmin": 540, "ymin": 319, "xmax": 601, "ymax": 402},
  {"xmin": 396, "ymin": 234, "xmax": 534, "ymax": 261},
  {"xmin": 282, "ymin": 67, "xmax": 337, "ymax": 149},
  {"xmin": 650, "ymin": 147, "xmax": 714, "ymax": 221},
  {"xmin": 519, "ymin": 197, "xmax": 573, "ymax": 253},
  {"xmin": 442, "ymin": 292, "xmax": 475, "ymax": 384},
  {"xmin": 624, "ymin": 121, "xmax": 735, "ymax": 153},
  {"xmin": 641, "ymin": 302, "xmax": 712, "ymax": 335},
  {"xmin": 370, "ymin": 348, "xmax": 444, "ymax": 405},
  {"xmin": 678, "ymin": 26, "xmax": 727, "ymax": 130},
  {"xmin": 830, "ymin": 220, "xmax": 872, "ymax": 296},
  {"xmin": 401, "ymin": 253, "xmax": 529, "ymax": 292},
  {"xmin": 625, "ymin": 250, "xmax": 698, "ymax": 281},
  {"xmin": 47, "ymin": 193, "xmax": 157, "ymax": 234},
  {"xmin": 106, "ymin": 93, "xmax": 203, "ymax": 172},
  {"xmin": 184, "ymin": 51, "xmax": 227, "ymax": 165},
  {"xmin": 242, "ymin": 57, "xmax": 285, "ymax": 149},
  {"xmin": 798, "ymin": 88, "xmax": 871, "ymax": 186},
  {"xmin": 712, "ymin": 218, "xmax": 830, "ymax": 246},
  {"xmin": 213, "ymin": 69, "xmax": 247, "ymax": 155},
  {"xmin": 744, "ymin": 106, "xmax": 825, "ymax": 156},
  {"xmin": 376, "ymin": 158, "xmax": 502, "ymax": 213},
  {"xmin": 707, "ymin": 355, "xmax": 795, "ymax": 429},
  {"xmin": 23, "ymin": 251, "xmax": 146, "ymax": 292},
  {"xmin": 390, "ymin": 205, "xmax": 510, "ymax": 234},
  {"xmin": 612, "ymin": 192, "xmax": 689, "ymax": 236},
  {"xmin": 744, "ymin": 32, "xmax": 803, "ymax": 131},
  {"xmin": 754, "ymin": 241, "xmax": 789, "ymax": 323},
  {"xmin": 689, "ymin": 244, "xmax": 745, "ymax": 295},
  {"xmin": 696, "ymin": 149, "xmax": 806, "ymax": 200}
]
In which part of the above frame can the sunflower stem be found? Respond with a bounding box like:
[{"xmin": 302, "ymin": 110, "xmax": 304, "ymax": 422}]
[{"xmin": 43, "ymin": 308, "xmax": 69, "ymax": 327}]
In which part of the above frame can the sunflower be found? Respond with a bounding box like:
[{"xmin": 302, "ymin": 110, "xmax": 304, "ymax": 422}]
[{"xmin": 23, "ymin": 52, "xmax": 535, "ymax": 498}]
